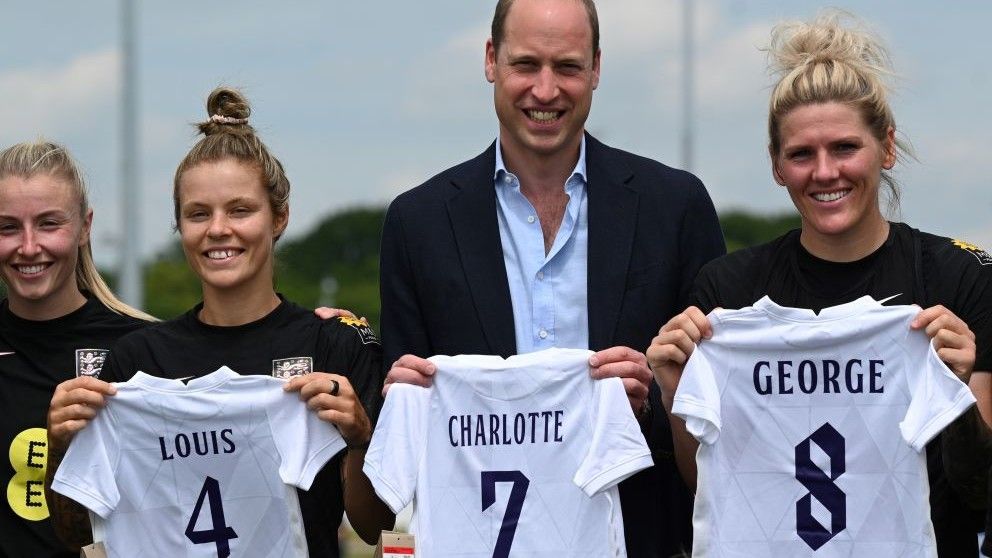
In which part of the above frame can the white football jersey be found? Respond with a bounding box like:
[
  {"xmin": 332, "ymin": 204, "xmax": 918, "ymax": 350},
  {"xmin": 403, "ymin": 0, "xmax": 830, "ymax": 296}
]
[
  {"xmin": 53, "ymin": 366, "xmax": 345, "ymax": 558},
  {"xmin": 673, "ymin": 296, "xmax": 976, "ymax": 557},
  {"xmin": 363, "ymin": 347, "xmax": 653, "ymax": 557}
]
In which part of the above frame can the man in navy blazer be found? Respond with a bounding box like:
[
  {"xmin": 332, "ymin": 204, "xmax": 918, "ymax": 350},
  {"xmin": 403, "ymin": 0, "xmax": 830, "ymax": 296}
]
[{"xmin": 379, "ymin": 0, "xmax": 725, "ymax": 555}]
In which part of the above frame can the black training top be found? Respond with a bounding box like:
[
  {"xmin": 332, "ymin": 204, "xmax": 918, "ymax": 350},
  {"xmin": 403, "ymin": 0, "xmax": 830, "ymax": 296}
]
[
  {"xmin": 689, "ymin": 221, "xmax": 992, "ymax": 555},
  {"xmin": 101, "ymin": 297, "xmax": 385, "ymax": 558},
  {"xmin": 0, "ymin": 296, "xmax": 147, "ymax": 558},
  {"xmin": 690, "ymin": 222, "xmax": 991, "ymax": 371}
]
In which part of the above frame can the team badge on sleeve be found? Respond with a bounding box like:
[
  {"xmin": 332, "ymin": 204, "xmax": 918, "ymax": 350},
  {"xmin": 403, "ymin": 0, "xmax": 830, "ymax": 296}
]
[
  {"xmin": 953, "ymin": 239, "xmax": 992, "ymax": 266},
  {"xmin": 338, "ymin": 316, "xmax": 380, "ymax": 345},
  {"xmin": 272, "ymin": 357, "xmax": 313, "ymax": 379},
  {"xmin": 75, "ymin": 349, "xmax": 109, "ymax": 378}
]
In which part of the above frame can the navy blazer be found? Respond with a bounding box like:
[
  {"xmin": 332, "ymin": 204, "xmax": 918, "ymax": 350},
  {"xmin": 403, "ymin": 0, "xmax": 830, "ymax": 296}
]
[{"xmin": 380, "ymin": 133, "xmax": 726, "ymax": 556}]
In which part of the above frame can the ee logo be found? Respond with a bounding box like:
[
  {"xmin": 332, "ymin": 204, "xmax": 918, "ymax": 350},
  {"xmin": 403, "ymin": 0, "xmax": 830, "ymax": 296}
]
[{"xmin": 7, "ymin": 428, "xmax": 50, "ymax": 521}]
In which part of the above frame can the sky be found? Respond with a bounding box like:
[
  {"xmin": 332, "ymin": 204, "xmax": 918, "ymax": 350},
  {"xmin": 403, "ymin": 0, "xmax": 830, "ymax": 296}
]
[{"xmin": 1, "ymin": 0, "xmax": 990, "ymax": 273}]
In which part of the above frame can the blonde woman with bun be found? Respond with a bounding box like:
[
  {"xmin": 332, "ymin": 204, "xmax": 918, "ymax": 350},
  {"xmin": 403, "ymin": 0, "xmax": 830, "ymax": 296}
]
[
  {"xmin": 46, "ymin": 88, "xmax": 393, "ymax": 556},
  {"xmin": 648, "ymin": 11, "xmax": 991, "ymax": 556}
]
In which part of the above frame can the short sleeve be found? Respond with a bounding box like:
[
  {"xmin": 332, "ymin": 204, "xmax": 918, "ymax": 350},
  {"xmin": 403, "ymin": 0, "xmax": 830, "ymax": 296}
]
[
  {"xmin": 362, "ymin": 383, "xmax": 430, "ymax": 514},
  {"xmin": 51, "ymin": 404, "xmax": 122, "ymax": 518},
  {"xmin": 922, "ymin": 233, "xmax": 992, "ymax": 372},
  {"xmin": 573, "ymin": 377, "xmax": 653, "ymax": 497},
  {"xmin": 317, "ymin": 318, "xmax": 386, "ymax": 425},
  {"xmin": 900, "ymin": 338, "xmax": 977, "ymax": 451},
  {"xmin": 672, "ymin": 343, "xmax": 723, "ymax": 445},
  {"xmin": 269, "ymin": 388, "xmax": 347, "ymax": 490},
  {"xmin": 99, "ymin": 342, "xmax": 132, "ymax": 382}
]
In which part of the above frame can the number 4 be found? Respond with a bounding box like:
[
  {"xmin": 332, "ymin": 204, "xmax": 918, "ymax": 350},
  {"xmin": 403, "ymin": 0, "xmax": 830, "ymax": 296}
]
[
  {"xmin": 481, "ymin": 470, "xmax": 530, "ymax": 558},
  {"xmin": 186, "ymin": 476, "xmax": 238, "ymax": 558}
]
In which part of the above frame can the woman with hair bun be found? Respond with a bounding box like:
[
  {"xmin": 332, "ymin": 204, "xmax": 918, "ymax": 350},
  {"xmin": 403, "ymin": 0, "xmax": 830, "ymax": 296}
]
[
  {"xmin": 648, "ymin": 11, "xmax": 992, "ymax": 555},
  {"xmin": 0, "ymin": 140, "xmax": 154, "ymax": 557},
  {"xmin": 46, "ymin": 87, "xmax": 393, "ymax": 556}
]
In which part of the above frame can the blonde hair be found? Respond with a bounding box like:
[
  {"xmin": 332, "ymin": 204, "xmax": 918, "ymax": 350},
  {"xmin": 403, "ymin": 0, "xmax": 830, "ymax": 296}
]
[
  {"xmin": 173, "ymin": 87, "xmax": 290, "ymax": 239},
  {"xmin": 0, "ymin": 141, "xmax": 156, "ymax": 321},
  {"xmin": 767, "ymin": 10, "xmax": 912, "ymax": 206}
]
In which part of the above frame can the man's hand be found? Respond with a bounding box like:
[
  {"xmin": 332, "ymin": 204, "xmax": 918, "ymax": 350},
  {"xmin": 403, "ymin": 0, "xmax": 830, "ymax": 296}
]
[
  {"xmin": 589, "ymin": 346, "xmax": 652, "ymax": 414},
  {"xmin": 382, "ymin": 354, "xmax": 436, "ymax": 396},
  {"xmin": 911, "ymin": 304, "xmax": 976, "ymax": 383},
  {"xmin": 314, "ymin": 307, "xmax": 360, "ymax": 321},
  {"xmin": 646, "ymin": 306, "xmax": 712, "ymax": 411}
]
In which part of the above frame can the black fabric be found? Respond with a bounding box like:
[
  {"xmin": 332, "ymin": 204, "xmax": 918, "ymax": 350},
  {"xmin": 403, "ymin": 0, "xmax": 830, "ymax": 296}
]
[
  {"xmin": 690, "ymin": 222, "xmax": 992, "ymax": 556},
  {"xmin": 101, "ymin": 297, "xmax": 384, "ymax": 558},
  {"xmin": 380, "ymin": 133, "xmax": 727, "ymax": 556},
  {"xmin": 0, "ymin": 297, "xmax": 146, "ymax": 558}
]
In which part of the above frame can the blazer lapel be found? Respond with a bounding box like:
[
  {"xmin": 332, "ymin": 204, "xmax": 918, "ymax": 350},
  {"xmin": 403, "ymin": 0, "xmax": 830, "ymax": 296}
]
[
  {"xmin": 585, "ymin": 135, "xmax": 638, "ymax": 350},
  {"xmin": 446, "ymin": 143, "xmax": 517, "ymax": 357}
]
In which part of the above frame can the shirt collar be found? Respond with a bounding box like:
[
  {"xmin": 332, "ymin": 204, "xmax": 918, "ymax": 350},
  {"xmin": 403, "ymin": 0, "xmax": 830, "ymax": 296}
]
[{"xmin": 494, "ymin": 135, "xmax": 587, "ymax": 187}]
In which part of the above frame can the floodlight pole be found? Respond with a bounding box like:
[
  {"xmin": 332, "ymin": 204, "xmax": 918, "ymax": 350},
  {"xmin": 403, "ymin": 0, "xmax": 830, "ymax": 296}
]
[
  {"xmin": 119, "ymin": 0, "xmax": 142, "ymax": 308},
  {"xmin": 680, "ymin": 0, "xmax": 695, "ymax": 173}
]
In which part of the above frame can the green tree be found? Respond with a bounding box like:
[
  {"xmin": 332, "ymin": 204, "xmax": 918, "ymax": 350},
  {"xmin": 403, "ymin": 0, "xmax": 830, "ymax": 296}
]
[
  {"xmin": 132, "ymin": 206, "xmax": 799, "ymax": 326},
  {"xmin": 719, "ymin": 209, "xmax": 801, "ymax": 253},
  {"xmin": 143, "ymin": 241, "xmax": 201, "ymax": 319}
]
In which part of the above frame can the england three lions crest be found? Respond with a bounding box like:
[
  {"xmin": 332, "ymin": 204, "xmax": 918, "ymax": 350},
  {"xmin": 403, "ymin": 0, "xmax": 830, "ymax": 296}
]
[
  {"xmin": 76, "ymin": 349, "xmax": 110, "ymax": 378},
  {"xmin": 272, "ymin": 357, "xmax": 313, "ymax": 379}
]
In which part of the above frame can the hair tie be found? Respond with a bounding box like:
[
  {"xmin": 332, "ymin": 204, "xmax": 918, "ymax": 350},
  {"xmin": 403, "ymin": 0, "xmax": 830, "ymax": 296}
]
[{"xmin": 209, "ymin": 114, "xmax": 248, "ymax": 125}]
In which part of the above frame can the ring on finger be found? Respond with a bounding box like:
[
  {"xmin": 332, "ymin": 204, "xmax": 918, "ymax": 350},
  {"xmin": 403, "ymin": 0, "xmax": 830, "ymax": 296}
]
[{"xmin": 328, "ymin": 379, "xmax": 340, "ymax": 396}]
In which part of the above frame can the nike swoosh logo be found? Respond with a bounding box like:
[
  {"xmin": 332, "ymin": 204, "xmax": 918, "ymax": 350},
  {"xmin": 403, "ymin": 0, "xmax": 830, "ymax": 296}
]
[{"xmin": 0, "ymin": 352, "xmax": 15, "ymax": 356}]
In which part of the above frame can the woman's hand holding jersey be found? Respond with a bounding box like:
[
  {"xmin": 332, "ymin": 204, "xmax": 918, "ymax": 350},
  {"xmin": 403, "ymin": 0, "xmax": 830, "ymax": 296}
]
[
  {"xmin": 284, "ymin": 372, "xmax": 372, "ymax": 449},
  {"xmin": 647, "ymin": 306, "xmax": 712, "ymax": 412},
  {"xmin": 47, "ymin": 376, "xmax": 117, "ymax": 452},
  {"xmin": 912, "ymin": 304, "xmax": 977, "ymax": 382},
  {"xmin": 645, "ymin": 306, "xmax": 713, "ymax": 491}
]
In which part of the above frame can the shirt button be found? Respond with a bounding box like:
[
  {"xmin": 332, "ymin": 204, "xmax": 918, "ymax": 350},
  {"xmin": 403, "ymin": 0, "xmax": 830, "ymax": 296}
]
[
  {"xmin": 536, "ymin": 271, "xmax": 544, "ymax": 280},
  {"xmin": 504, "ymin": 175, "xmax": 512, "ymax": 184},
  {"xmin": 538, "ymin": 329, "xmax": 548, "ymax": 339},
  {"xmin": 527, "ymin": 215, "xmax": 536, "ymax": 223}
]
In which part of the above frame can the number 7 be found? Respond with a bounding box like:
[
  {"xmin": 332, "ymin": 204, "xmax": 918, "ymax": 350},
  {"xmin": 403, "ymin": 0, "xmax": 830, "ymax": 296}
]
[{"xmin": 481, "ymin": 470, "xmax": 530, "ymax": 558}]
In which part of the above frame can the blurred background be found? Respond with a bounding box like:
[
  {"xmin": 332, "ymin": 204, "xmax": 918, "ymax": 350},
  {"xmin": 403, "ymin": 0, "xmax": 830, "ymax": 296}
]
[
  {"xmin": 2, "ymin": 0, "xmax": 989, "ymax": 323},
  {"xmin": 2, "ymin": 1, "xmax": 989, "ymax": 553}
]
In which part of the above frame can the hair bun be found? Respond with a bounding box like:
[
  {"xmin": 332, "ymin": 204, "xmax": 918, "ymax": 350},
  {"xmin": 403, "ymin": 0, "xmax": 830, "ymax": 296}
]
[
  {"xmin": 198, "ymin": 87, "xmax": 253, "ymax": 136},
  {"xmin": 768, "ymin": 9, "xmax": 891, "ymax": 80}
]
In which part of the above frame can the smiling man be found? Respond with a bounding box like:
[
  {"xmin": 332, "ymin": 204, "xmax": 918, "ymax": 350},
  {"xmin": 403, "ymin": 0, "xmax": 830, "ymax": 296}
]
[{"xmin": 378, "ymin": 0, "xmax": 725, "ymax": 554}]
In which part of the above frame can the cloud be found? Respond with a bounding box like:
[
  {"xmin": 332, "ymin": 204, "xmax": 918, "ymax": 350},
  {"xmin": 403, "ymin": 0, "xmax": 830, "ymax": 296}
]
[
  {"xmin": 695, "ymin": 22, "xmax": 771, "ymax": 113},
  {"xmin": 0, "ymin": 49, "xmax": 120, "ymax": 143},
  {"xmin": 401, "ymin": 22, "xmax": 491, "ymax": 119}
]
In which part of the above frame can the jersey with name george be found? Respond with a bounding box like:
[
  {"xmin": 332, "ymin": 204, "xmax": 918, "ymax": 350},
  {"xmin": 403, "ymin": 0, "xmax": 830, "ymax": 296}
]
[
  {"xmin": 52, "ymin": 366, "xmax": 345, "ymax": 558},
  {"xmin": 673, "ymin": 296, "xmax": 976, "ymax": 557},
  {"xmin": 363, "ymin": 347, "xmax": 653, "ymax": 557}
]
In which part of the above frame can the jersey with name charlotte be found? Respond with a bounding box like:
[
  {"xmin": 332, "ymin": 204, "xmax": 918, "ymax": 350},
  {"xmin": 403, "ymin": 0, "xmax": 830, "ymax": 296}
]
[
  {"xmin": 52, "ymin": 366, "xmax": 345, "ymax": 558},
  {"xmin": 673, "ymin": 296, "xmax": 975, "ymax": 557},
  {"xmin": 364, "ymin": 347, "xmax": 653, "ymax": 557}
]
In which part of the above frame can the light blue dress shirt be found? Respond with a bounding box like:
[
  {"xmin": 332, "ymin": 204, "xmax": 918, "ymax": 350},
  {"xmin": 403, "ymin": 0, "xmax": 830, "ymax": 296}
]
[{"xmin": 494, "ymin": 137, "xmax": 589, "ymax": 354}]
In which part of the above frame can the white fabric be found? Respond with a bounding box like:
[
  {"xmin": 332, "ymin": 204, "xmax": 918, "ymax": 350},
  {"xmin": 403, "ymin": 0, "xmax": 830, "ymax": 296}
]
[
  {"xmin": 53, "ymin": 366, "xmax": 345, "ymax": 558},
  {"xmin": 364, "ymin": 347, "xmax": 652, "ymax": 557},
  {"xmin": 673, "ymin": 296, "xmax": 976, "ymax": 558}
]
